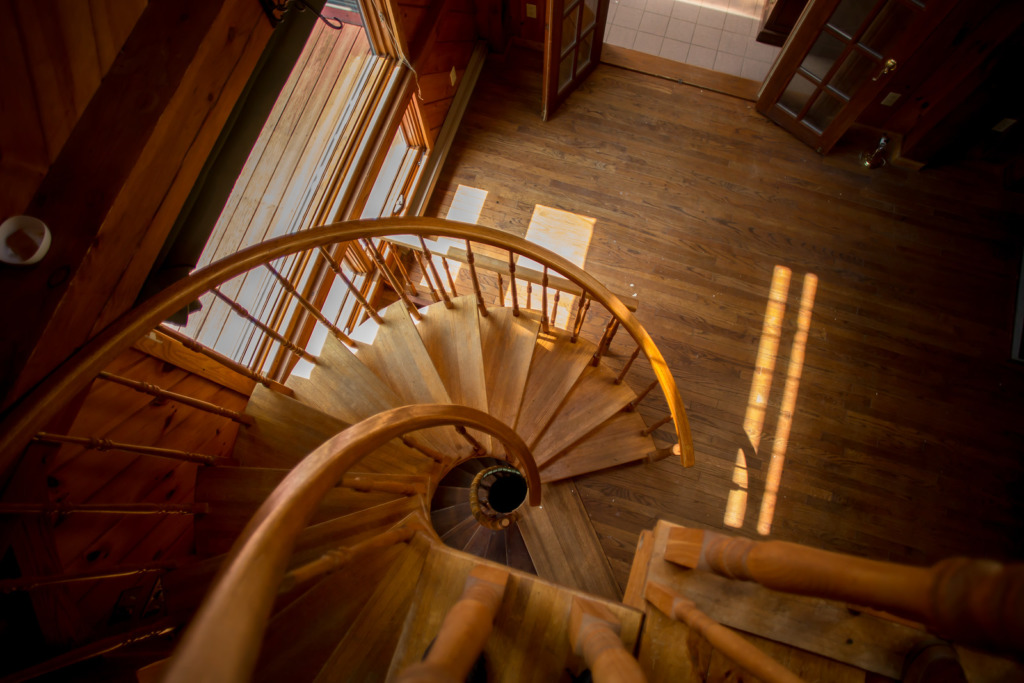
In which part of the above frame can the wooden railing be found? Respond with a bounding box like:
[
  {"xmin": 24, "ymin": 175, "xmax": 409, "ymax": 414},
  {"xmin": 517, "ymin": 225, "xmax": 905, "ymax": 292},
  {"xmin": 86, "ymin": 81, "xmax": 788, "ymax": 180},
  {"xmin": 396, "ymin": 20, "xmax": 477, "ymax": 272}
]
[
  {"xmin": 0, "ymin": 217, "xmax": 693, "ymax": 487},
  {"xmin": 664, "ymin": 526, "xmax": 1024, "ymax": 658},
  {"xmin": 161, "ymin": 404, "xmax": 537, "ymax": 683}
]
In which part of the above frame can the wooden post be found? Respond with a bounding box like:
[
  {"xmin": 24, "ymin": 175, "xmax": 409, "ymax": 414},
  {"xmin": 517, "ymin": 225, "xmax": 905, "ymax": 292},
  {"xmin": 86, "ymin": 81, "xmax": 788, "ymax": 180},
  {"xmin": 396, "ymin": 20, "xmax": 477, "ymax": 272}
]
[
  {"xmin": 640, "ymin": 414, "xmax": 673, "ymax": 437},
  {"xmin": 418, "ymin": 237, "xmax": 452, "ymax": 308},
  {"xmin": 0, "ymin": 502, "xmax": 209, "ymax": 516},
  {"xmin": 571, "ymin": 296, "xmax": 590, "ymax": 343},
  {"xmin": 96, "ymin": 371, "xmax": 253, "ymax": 425},
  {"xmin": 264, "ymin": 262, "xmax": 356, "ymax": 348},
  {"xmin": 33, "ymin": 432, "xmax": 219, "ymax": 466},
  {"xmin": 400, "ymin": 435, "xmax": 449, "ymax": 464},
  {"xmin": 414, "ymin": 251, "xmax": 441, "ymax": 303},
  {"xmin": 508, "ymin": 252, "xmax": 520, "ymax": 316},
  {"xmin": 441, "ymin": 257, "xmax": 459, "ymax": 297},
  {"xmin": 156, "ymin": 324, "xmax": 292, "ymax": 396},
  {"xmin": 396, "ymin": 566, "xmax": 510, "ymax": 683},
  {"xmin": 319, "ymin": 246, "xmax": 384, "ymax": 324},
  {"xmin": 362, "ymin": 238, "xmax": 422, "ymax": 320},
  {"xmin": 465, "ymin": 240, "xmax": 488, "ymax": 318},
  {"xmin": 625, "ymin": 380, "xmax": 658, "ymax": 412},
  {"xmin": 455, "ymin": 425, "xmax": 487, "ymax": 456},
  {"xmin": 497, "ymin": 272, "xmax": 505, "ymax": 306},
  {"xmin": 664, "ymin": 526, "xmax": 1024, "ymax": 657},
  {"xmin": 645, "ymin": 581, "xmax": 805, "ymax": 683},
  {"xmin": 0, "ymin": 562, "xmax": 176, "ymax": 592},
  {"xmin": 389, "ymin": 244, "xmax": 419, "ymax": 296},
  {"xmin": 526, "ymin": 281, "xmax": 532, "ymax": 310},
  {"xmin": 552, "ymin": 290, "xmax": 561, "ymax": 327},
  {"xmin": 615, "ymin": 347, "xmax": 641, "ymax": 385},
  {"xmin": 569, "ymin": 596, "xmax": 647, "ymax": 683},
  {"xmin": 541, "ymin": 267, "xmax": 550, "ymax": 333},
  {"xmin": 592, "ymin": 319, "xmax": 619, "ymax": 366},
  {"xmin": 211, "ymin": 288, "xmax": 317, "ymax": 362}
]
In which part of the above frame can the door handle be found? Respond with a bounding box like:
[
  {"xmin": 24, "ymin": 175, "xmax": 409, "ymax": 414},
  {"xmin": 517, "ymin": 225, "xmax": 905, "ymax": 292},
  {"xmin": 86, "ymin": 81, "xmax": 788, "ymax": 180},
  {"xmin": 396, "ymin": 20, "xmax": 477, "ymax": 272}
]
[{"xmin": 872, "ymin": 58, "xmax": 897, "ymax": 81}]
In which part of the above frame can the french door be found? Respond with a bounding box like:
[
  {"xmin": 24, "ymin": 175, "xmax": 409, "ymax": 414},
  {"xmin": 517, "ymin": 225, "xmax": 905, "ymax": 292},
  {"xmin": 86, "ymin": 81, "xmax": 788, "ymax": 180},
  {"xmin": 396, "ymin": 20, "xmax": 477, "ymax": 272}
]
[
  {"xmin": 542, "ymin": 0, "xmax": 609, "ymax": 121},
  {"xmin": 757, "ymin": 0, "xmax": 955, "ymax": 153}
]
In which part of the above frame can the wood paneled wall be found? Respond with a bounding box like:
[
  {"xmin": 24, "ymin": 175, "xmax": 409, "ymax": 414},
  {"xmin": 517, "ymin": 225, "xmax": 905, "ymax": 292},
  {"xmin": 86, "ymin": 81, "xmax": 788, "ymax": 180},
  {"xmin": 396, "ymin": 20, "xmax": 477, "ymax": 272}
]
[
  {"xmin": 0, "ymin": 0, "xmax": 148, "ymax": 222},
  {"xmin": 0, "ymin": 0, "xmax": 274, "ymax": 416}
]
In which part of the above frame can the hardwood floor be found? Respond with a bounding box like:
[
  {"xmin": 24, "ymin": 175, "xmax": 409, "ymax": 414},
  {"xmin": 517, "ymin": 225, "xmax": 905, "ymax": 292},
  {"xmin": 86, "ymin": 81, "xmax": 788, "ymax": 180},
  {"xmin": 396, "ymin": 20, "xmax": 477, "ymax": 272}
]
[{"xmin": 427, "ymin": 47, "xmax": 1024, "ymax": 588}]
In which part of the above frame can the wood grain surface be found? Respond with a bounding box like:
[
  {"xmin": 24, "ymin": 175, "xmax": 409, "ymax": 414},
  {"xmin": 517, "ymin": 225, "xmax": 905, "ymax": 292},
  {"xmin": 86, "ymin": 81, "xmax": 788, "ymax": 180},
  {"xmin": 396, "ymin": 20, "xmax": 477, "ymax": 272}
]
[{"xmin": 428, "ymin": 47, "xmax": 1024, "ymax": 593}]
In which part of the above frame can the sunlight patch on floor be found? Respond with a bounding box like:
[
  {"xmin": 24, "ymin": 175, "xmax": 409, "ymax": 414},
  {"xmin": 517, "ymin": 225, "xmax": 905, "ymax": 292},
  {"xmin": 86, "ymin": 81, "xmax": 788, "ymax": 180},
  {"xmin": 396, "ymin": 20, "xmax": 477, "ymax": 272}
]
[
  {"xmin": 724, "ymin": 265, "xmax": 790, "ymax": 529},
  {"xmin": 515, "ymin": 205, "xmax": 596, "ymax": 320},
  {"xmin": 757, "ymin": 273, "xmax": 817, "ymax": 535}
]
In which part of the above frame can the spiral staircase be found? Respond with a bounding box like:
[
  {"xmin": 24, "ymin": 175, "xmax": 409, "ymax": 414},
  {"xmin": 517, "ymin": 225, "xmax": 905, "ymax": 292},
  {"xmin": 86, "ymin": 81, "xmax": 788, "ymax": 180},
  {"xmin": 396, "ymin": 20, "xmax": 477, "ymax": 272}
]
[{"xmin": 2, "ymin": 218, "xmax": 1022, "ymax": 682}]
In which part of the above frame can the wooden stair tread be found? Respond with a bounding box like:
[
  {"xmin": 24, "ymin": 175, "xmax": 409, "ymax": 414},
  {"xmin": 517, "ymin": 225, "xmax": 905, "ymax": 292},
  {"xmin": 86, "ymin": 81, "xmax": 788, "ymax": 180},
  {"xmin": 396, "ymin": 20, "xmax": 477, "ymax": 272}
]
[
  {"xmin": 254, "ymin": 543, "xmax": 406, "ymax": 683},
  {"xmin": 235, "ymin": 384, "xmax": 350, "ymax": 469},
  {"xmin": 540, "ymin": 411, "xmax": 654, "ymax": 483},
  {"xmin": 516, "ymin": 480, "xmax": 621, "ymax": 600},
  {"xmin": 416, "ymin": 295, "xmax": 488, "ymax": 412},
  {"xmin": 478, "ymin": 307, "xmax": 541, "ymax": 453},
  {"xmin": 532, "ymin": 363, "xmax": 638, "ymax": 468},
  {"xmin": 440, "ymin": 514, "xmax": 480, "ymax": 547},
  {"xmin": 385, "ymin": 543, "xmax": 643, "ymax": 682},
  {"xmin": 286, "ymin": 334, "xmax": 401, "ymax": 424},
  {"xmin": 357, "ymin": 302, "xmax": 452, "ymax": 405},
  {"xmin": 313, "ymin": 535, "xmax": 432, "ymax": 682},
  {"xmin": 634, "ymin": 520, "xmax": 922, "ymax": 681},
  {"xmin": 430, "ymin": 501, "xmax": 472, "ymax": 535},
  {"xmin": 514, "ymin": 328, "xmax": 596, "ymax": 448},
  {"xmin": 194, "ymin": 467, "xmax": 419, "ymax": 556}
]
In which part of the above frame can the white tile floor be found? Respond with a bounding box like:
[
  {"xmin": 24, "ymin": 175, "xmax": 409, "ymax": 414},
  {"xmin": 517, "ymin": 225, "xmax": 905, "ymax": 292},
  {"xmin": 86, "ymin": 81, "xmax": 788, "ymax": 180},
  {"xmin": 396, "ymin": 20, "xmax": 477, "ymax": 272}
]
[{"xmin": 604, "ymin": 0, "xmax": 781, "ymax": 82}]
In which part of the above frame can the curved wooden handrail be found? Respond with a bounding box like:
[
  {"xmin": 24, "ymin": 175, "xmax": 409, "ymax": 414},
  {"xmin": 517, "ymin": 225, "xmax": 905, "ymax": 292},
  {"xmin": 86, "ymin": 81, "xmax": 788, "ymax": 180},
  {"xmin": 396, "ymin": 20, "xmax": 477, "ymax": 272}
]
[
  {"xmin": 0, "ymin": 218, "xmax": 693, "ymax": 484},
  {"xmin": 161, "ymin": 404, "xmax": 537, "ymax": 683}
]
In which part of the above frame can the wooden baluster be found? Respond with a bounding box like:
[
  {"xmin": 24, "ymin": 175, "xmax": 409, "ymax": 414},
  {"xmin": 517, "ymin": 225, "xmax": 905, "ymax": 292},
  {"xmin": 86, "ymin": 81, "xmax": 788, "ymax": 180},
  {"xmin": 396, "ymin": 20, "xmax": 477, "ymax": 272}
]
[
  {"xmin": 156, "ymin": 325, "xmax": 292, "ymax": 395},
  {"xmin": 362, "ymin": 238, "xmax": 422, "ymax": 321},
  {"xmin": 212, "ymin": 288, "xmax": 317, "ymax": 362},
  {"xmin": 0, "ymin": 562, "xmax": 177, "ymax": 592},
  {"xmin": 569, "ymin": 596, "xmax": 647, "ymax": 683},
  {"xmin": 455, "ymin": 425, "xmax": 487, "ymax": 456},
  {"xmin": 418, "ymin": 236, "xmax": 453, "ymax": 308},
  {"xmin": 340, "ymin": 473, "xmax": 421, "ymax": 495},
  {"xmin": 396, "ymin": 566, "xmax": 509, "ymax": 683},
  {"xmin": 497, "ymin": 272, "xmax": 504, "ymax": 306},
  {"xmin": 280, "ymin": 527, "xmax": 416, "ymax": 592},
  {"xmin": 615, "ymin": 347, "xmax": 641, "ymax": 385},
  {"xmin": 318, "ymin": 246, "xmax": 384, "ymax": 325},
  {"xmin": 96, "ymin": 372, "xmax": 253, "ymax": 425},
  {"xmin": 641, "ymin": 414, "xmax": 673, "ymax": 437},
  {"xmin": 389, "ymin": 243, "xmax": 419, "ymax": 296},
  {"xmin": 265, "ymin": 263, "xmax": 356, "ymax": 348},
  {"xmin": 465, "ymin": 240, "xmax": 488, "ymax": 318},
  {"xmin": 508, "ymin": 252, "xmax": 520, "ymax": 316},
  {"xmin": 570, "ymin": 295, "xmax": 590, "ymax": 343},
  {"xmin": 646, "ymin": 582, "xmax": 805, "ymax": 683},
  {"xmin": 592, "ymin": 319, "xmax": 620, "ymax": 366},
  {"xmin": 0, "ymin": 502, "xmax": 209, "ymax": 516},
  {"xmin": 541, "ymin": 267, "xmax": 550, "ymax": 333},
  {"xmin": 625, "ymin": 380, "xmax": 659, "ymax": 412},
  {"xmin": 33, "ymin": 432, "xmax": 220, "ymax": 465},
  {"xmin": 413, "ymin": 251, "xmax": 441, "ymax": 303},
  {"xmin": 551, "ymin": 290, "xmax": 561, "ymax": 327},
  {"xmin": 441, "ymin": 257, "xmax": 459, "ymax": 297},
  {"xmin": 663, "ymin": 527, "xmax": 1024, "ymax": 657},
  {"xmin": 526, "ymin": 281, "xmax": 532, "ymax": 309},
  {"xmin": 400, "ymin": 435, "xmax": 448, "ymax": 464}
]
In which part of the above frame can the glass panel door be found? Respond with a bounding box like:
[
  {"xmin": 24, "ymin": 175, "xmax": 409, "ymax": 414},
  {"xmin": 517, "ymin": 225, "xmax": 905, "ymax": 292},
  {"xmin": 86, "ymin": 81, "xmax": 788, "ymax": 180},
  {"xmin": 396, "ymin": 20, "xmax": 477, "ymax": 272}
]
[
  {"xmin": 543, "ymin": 0, "xmax": 609, "ymax": 120},
  {"xmin": 757, "ymin": 0, "xmax": 953, "ymax": 153}
]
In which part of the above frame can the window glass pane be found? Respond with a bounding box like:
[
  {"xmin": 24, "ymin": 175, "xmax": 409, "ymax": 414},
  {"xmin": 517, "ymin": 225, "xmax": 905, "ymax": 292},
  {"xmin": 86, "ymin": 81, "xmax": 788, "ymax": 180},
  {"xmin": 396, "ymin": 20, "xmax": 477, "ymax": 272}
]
[
  {"xmin": 800, "ymin": 31, "xmax": 846, "ymax": 82},
  {"xmin": 559, "ymin": 53, "xmax": 575, "ymax": 91},
  {"xmin": 860, "ymin": 1, "xmax": 913, "ymax": 56},
  {"xmin": 577, "ymin": 29, "xmax": 594, "ymax": 73},
  {"xmin": 827, "ymin": 0, "xmax": 875, "ymax": 39},
  {"xmin": 562, "ymin": 5, "xmax": 580, "ymax": 53},
  {"xmin": 582, "ymin": 0, "xmax": 598, "ymax": 32},
  {"xmin": 803, "ymin": 91, "xmax": 844, "ymax": 132},
  {"xmin": 830, "ymin": 49, "xmax": 877, "ymax": 98},
  {"xmin": 778, "ymin": 73, "xmax": 816, "ymax": 117}
]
